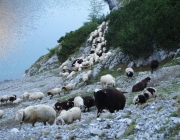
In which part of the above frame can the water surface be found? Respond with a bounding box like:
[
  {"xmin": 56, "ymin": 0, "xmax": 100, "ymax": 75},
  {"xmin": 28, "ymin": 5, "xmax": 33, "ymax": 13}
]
[{"xmin": 0, "ymin": 0, "xmax": 109, "ymax": 81}]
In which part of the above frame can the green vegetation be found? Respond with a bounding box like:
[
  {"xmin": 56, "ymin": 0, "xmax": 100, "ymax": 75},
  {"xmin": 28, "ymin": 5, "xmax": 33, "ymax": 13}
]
[
  {"xmin": 56, "ymin": 22, "xmax": 98, "ymax": 62},
  {"xmin": 123, "ymin": 121, "xmax": 136, "ymax": 137},
  {"xmin": 105, "ymin": 0, "xmax": 180, "ymax": 59}
]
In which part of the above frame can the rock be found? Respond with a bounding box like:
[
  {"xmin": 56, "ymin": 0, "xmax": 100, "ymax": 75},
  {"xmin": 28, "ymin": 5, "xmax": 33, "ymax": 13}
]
[
  {"xmin": 170, "ymin": 117, "xmax": 180, "ymax": 124},
  {"xmin": 90, "ymin": 128, "xmax": 103, "ymax": 136},
  {"xmin": 10, "ymin": 128, "xmax": 19, "ymax": 133}
]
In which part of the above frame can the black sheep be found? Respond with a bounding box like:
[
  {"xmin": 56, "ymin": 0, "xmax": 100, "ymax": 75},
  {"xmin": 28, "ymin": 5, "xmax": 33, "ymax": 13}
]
[
  {"xmin": 94, "ymin": 88, "xmax": 126, "ymax": 117},
  {"xmin": 150, "ymin": 60, "xmax": 159, "ymax": 74},
  {"xmin": 54, "ymin": 97, "xmax": 74, "ymax": 111},
  {"xmin": 133, "ymin": 94, "xmax": 147, "ymax": 105},
  {"xmin": 82, "ymin": 96, "xmax": 95, "ymax": 112},
  {"xmin": 132, "ymin": 77, "xmax": 151, "ymax": 92},
  {"xmin": 9, "ymin": 95, "xmax": 16, "ymax": 102}
]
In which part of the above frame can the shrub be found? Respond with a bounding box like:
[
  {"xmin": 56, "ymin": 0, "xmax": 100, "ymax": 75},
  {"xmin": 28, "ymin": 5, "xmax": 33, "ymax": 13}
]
[
  {"xmin": 105, "ymin": 0, "xmax": 180, "ymax": 59},
  {"xmin": 56, "ymin": 22, "xmax": 98, "ymax": 62}
]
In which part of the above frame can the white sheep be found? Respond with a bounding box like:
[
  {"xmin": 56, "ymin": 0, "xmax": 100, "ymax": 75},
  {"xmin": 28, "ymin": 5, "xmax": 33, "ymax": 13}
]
[
  {"xmin": 125, "ymin": 67, "xmax": 134, "ymax": 78},
  {"xmin": 67, "ymin": 71, "xmax": 75, "ymax": 79},
  {"xmin": 82, "ymin": 73, "xmax": 89, "ymax": 83},
  {"xmin": 0, "ymin": 95, "xmax": 9, "ymax": 103},
  {"xmin": 59, "ymin": 72, "xmax": 69, "ymax": 78},
  {"xmin": 59, "ymin": 61, "xmax": 68, "ymax": 69},
  {"xmin": 47, "ymin": 88, "xmax": 61, "ymax": 99},
  {"xmin": 22, "ymin": 92, "xmax": 30, "ymax": 100},
  {"xmin": 13, "ymin": 98, "xmax": 22, "ymax": 104},
  {"xmin": 100, "ymin": 74, "xmax": 116, "ymax": 88},
  {"xmin": 74, "ymin": 96, "xmax": 84, "ymax": 110},
  {"xmin": 56, "ymin": 107, "xmax": 81, "ymax": 125},
  {"xmin": 29, "ymin": 92, "xmax": 44, "ymax": 100},
  {"xmin": 62, "ymin": 84, "xmax": 74, "ymax": 94},
  {"xmin": 0, "ymin": 110, "xmax": 4, "ymax": 118},
  {"xmin": 15, "ymin": 104, "xmax": 56, "ymax": 129},
  {"xmin": 86, "ymin": 70, "xmax": 92, "ymax": 77}
]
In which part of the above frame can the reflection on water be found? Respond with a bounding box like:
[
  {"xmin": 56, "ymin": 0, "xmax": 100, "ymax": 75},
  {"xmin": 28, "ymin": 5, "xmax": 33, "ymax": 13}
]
[{"xmin": 0, "ymin": 0, "xmax": 109, "ymax": 81}]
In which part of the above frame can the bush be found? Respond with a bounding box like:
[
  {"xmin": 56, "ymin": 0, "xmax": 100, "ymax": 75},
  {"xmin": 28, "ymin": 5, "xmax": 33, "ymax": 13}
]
[
  {"xmin": 56, "ymin": 22, "xmax": 98, "ymax": 62},
  {"xmin": 105, "ymin": 0, "xmax": 180, "ymax": 59}
]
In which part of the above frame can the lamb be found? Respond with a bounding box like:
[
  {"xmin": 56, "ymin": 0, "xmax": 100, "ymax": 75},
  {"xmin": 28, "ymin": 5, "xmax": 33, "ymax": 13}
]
[
  {"xmin": 100, "ymin": 74, "xmax": 116, "ymax": 88},
  {"xmin": 47, "ymin": 88, "xmax": 61, "ymax": 99},
  {"xmin": 56, "ymin": 107, "xmax": 81, "ymax": 125},
  {"xmin": 15, "ymin": 104, "xmax": 56, "ymax": 129},
  {"xmin": 125, "ymin": 67, "xmax": 134, "ymax": 78},
  {"xmin": 132, "ymin": 77, "xmax": 151, "ymax": 92},
  {"xmin": 0, "ymin": 110, "xmax": 4, "ymax": 119},
  {"xmin": 0, "ymin": 95, "xmax": 9, "ymax": 103},
  {"xmin": 82, "ymin": 96, "xmax": 95, "ymax": 112},
  {"xmin": 9, "ymin": 95, "xmax": 16, "ymax": 102},
  {"xmin": 29, "ymin": 92, "xmax": 44, "ymax": 100},
  {"xmin": 74, "ymin": 96, "xmax": 84, "ymax": 110},
  {"xmin": 22, "ymin": 92, "xmax": 30, "ymax": 100},
  {"xmin": 13, "ymin": 98, "xmax": 22, "ymax": 104},
  {"xmin": 150, "ymin": 60, "xmax": 159, "ymax": 74},
  {"xmin": 62, "ymin": 84, "xmax": 74, "ymax": 94},
  {"xmin": 94, "ymin": 88, "xmax": 126, "ymax": 117}
]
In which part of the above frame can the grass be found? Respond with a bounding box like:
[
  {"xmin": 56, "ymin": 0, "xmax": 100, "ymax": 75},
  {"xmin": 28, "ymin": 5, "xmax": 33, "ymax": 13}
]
[{"xmin": 123, "ymin": 121, "xmax": 136, "ymax": 137}]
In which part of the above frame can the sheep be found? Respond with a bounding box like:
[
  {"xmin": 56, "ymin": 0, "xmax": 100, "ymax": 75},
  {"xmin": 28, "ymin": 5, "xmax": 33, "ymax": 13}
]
[
  {"xmin": 47, "ymin": 88, "xmax": 61, "ymax": 99},
  {"xmin": 0, "ymin": 95, "xmax": 9, "ymax": 103},
  {"xmin": 74, "ymin": 96, "xmax": 84, "ymax": 110},
  {"xmin": 100, "ymin": 74, "xmax": 116, "ymax": 88},
  {"xmin": 150, "ymin": 60, "xmax": 159, "ymax": 74},
  {"xmin": 54, "ymin": 98, "xmax": 74, "ymax": 112},
  {"xmin": 132, "ymin": 77, "xmax": 151, "ymax": 92},
  {"xmin": 67, "ymin": 71, "xmax": 75, "ymax": 79},
  {"xmin": 0, "ymin": 110, "xmax": 4, "ymax": 119},
  {"xmin": 82, "ymin": 96, "xmax": 95, "ymax": 112},
  {"xmin": 9, "ymin": 95, "xmax": 16, "ymax": 102},
  {"xmin": 143, "ymin": 87, "xmax": 157, "ymax": 98},
  {"xmin": 62, "ymin": 84, "xmax": 74, "ymax": 94},
  {"xmin": 13, "ymin": 98, "xmax": 22, "ymax": 104},
  {"xmin": 133, "ymin": 94, "xmax": 147, "ymax": 107},
  {"xmin": 86, "ymin": 70, "xmax": 92, "ymax": 77},
  {"xmin": 82, "ymin": 73, "xmax": 89, "ymax": 84},
  {"xmin": 22, "ymin": 92, "xmax": 30, "ymax": 100},
  {"xmin": 56, "ymin": 107, "xmax": 81, "ymax": 125},
  {"xmin": 125, "ymin": 67, "xmax": 134, "ymax": 78},
  {"xmin": 59, "ymin": 61, "xmax": 68, "ymax": 69},
  {"xmin": 59, "ymin": 72, "xmax": 69, "ymax": 78},
  {"xmin": 140, "ymin": 90, "xmax": 152, "ymax": 100},
  {"xmin": 29, "ymin": 92, "xmax": 44, "ymax": 100},
  {"xmin": 15, "ymin": 104, "xmax": 56, "ymax": 129},
  {"xmin": 94, "ymin": 88, "xmax": 126, "ymax": 117}
]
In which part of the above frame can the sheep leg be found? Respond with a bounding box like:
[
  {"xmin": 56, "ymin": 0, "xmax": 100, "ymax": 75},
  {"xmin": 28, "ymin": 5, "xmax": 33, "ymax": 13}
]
[
  {"xmin": 97, "ymin": 109, "xmax": 102, "ymax": 118},
  {"xmin": 44, "ymin": 122, "xmax": 46, "ymax": 125},
  {"xmin": 19, "ymin": 122, "xmax": 23, "ymax": 130}
]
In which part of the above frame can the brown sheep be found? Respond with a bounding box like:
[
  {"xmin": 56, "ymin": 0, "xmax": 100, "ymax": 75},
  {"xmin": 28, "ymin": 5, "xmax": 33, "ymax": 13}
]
[
  {"xmin": 132, "ymin": 77, "xmax": 151, "ymax": 92},
  {"xmin": 150, "ymin": 60, "xmax": 159, "ymax": 74},
  {"xmin": 94, "ymin": 88, "xmax": 126, "ymax": 117}
]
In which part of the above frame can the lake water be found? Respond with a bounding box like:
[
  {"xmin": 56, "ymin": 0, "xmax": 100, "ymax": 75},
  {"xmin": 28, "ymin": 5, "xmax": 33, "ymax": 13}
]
[{"xmin": 0, "ymin": 0, "xmax": 109, "ymax": 82}]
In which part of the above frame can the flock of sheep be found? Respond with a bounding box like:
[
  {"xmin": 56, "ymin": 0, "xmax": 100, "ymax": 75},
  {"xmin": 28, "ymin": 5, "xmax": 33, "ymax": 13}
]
[{"xmin": 0, "ymin": 20, "xmax": 160, "ymax": 131}]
